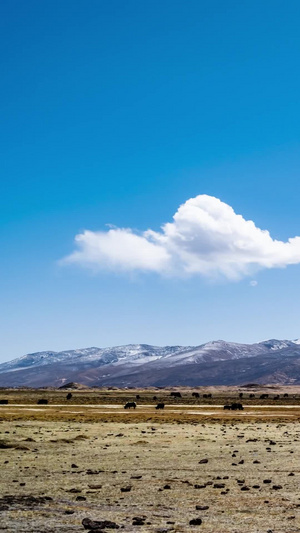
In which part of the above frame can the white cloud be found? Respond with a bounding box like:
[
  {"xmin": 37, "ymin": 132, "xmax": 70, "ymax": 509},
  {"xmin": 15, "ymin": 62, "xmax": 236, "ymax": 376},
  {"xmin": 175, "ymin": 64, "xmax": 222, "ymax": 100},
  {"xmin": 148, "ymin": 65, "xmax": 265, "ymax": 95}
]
[
  {"xmin": 250, "ymin": 280, "xmax": 258, "ymax": 287},
  {"xmin": 62, "ymin": 194, "xmax": 300, "ymax": 280}
]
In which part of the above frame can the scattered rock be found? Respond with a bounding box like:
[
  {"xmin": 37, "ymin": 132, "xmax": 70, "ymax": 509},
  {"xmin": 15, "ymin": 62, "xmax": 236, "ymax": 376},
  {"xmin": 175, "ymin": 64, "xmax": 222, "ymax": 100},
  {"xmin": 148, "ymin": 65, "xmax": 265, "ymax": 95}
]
[
  {"xmin": 120, "ymin": 486, "xmax": 131, "ymax": 492},
  {"xmin": 132, "ymin": 516, "xmax": 146, "ymax": 525},
  {"xmin": 82, "ymin": 517, "xmax": 120, "ymax": 530},
  {"xmin": 189, "ymin": 518, "xmax": 202, "ymax": 526}
]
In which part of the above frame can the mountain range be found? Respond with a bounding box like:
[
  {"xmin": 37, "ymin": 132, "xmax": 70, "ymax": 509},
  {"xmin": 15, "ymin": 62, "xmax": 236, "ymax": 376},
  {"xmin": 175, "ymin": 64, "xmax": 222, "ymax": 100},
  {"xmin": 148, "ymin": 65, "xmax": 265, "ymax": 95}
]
[{"xmin": 1, "ymin": 338, "xmax": 300, "ymax": 387}]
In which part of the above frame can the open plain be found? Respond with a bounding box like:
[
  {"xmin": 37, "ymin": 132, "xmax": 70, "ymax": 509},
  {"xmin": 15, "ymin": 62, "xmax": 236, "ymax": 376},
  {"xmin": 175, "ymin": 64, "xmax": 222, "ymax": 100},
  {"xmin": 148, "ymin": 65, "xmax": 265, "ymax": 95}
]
[{"xmin": 1, "ymin": 386, "xmax": 300, "ymax": 532}]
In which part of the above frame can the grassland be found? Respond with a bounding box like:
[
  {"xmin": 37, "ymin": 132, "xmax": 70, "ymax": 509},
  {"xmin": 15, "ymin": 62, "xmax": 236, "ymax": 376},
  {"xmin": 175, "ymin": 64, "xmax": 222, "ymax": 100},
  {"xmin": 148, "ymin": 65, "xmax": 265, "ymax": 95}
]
[{"xmin": 1, "ymin": 387, "xmax": 300, "ymax": 532}]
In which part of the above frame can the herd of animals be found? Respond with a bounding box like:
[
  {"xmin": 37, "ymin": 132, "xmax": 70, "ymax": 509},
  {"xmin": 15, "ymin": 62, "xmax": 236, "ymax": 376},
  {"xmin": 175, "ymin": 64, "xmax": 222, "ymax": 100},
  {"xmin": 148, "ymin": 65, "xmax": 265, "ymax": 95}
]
[{"xmin": 0, "ymin": 391, "xmax": 292, "ymax": 411}]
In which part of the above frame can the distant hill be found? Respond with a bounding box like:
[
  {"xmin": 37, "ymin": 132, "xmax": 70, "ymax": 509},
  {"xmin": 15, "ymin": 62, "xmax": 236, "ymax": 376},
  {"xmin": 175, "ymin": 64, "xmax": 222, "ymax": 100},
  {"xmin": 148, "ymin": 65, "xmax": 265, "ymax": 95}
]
[{"xmin": 1, "ymin": 339, "xmax": 300, "ymax": 387}]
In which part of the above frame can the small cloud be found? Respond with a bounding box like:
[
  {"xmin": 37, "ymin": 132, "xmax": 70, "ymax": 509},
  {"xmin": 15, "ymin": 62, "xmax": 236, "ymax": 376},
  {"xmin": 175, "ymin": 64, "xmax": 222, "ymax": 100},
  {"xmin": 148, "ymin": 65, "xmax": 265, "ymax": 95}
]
[
  {"xmin": 250, "ymin": 280, "xmax": 258, "ymax": 287},
  {"xmin": 62, "ymin": 194, "xmax": 300, "ymax": 281}
]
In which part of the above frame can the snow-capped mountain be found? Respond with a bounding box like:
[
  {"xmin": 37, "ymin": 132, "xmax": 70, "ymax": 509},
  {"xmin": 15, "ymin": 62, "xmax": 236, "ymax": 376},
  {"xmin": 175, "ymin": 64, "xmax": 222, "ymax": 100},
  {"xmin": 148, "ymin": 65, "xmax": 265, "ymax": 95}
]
[
  {"xmin": 1, "ymin": 338, "xmax": 300, "ymax": 387},
  {"xmin": 0, "ymin": 344, "xmax": 183, "ymax": 374}
]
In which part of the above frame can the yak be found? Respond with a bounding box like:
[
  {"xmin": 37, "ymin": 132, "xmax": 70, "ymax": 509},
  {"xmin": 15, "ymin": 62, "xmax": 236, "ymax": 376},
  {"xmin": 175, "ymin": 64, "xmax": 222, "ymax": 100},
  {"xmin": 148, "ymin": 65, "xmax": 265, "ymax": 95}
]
[
  {"xmin": 155, "ymin": 403, "xmax": 165, "ymax": 410},
  {"xmin": 224, "ymin": 403, "xmax": 244, "ymax": 411},
  {"xmin": 124, "ymin": 402, "xmax": 136, "ymax": 409}
]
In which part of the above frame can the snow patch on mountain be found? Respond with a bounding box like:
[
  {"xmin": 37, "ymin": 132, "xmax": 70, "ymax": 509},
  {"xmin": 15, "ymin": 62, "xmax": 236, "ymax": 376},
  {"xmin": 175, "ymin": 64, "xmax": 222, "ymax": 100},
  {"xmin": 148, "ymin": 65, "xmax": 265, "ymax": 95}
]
[{"xmin": 1, "ymin": 338, "xmax": 300, "ymax": 376}]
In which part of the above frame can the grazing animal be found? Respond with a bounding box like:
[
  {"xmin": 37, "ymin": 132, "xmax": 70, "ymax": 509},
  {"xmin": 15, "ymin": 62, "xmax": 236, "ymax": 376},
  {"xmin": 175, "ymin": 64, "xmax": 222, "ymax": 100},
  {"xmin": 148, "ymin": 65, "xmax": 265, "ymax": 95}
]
[
  {"xmin": 66, "ymin": 393, "xmax": 72, "ymax": 400},
  {"xmin": 153, "ymin": 396, "xmax": 157, "ymax": 400},
  {"xmin": 124, "ymin": 402, "xmax": 136, "ymax": 409},
  {"xmin": 249, "ymin": 393, "xmax": 255, "ymax": 398},
  {"xmin": 37, "ymin": 399, "xmax": 48, "ymax": 405},
  {"xmin": 170, "ymin": 392, "xmax": 182, "ymax": 398},
  {"xmin": 284, "ymin": 393, "xmax": 289, "ymax": 398},
  {"xmin": 231, "ymin": 402, "xmax": 244, "ymax": 410},
  {"xmin": 239, "ymin": 393, "xmax": 243, "ymax": 398},
  {"xmin": 136, "ymin": 394, "xmax": 140, "ymax": 399},
  {"xmin": 224, "ymin": 403, "xmax": 244, "ymax": 410},
  {"xmin": 260, "ymin": 394, "xmax": 269, "ymax": 399},
  {"xmin": 203, "ymin": 393, "xmax": 212, "ymax": 398},
  {"xmin": 192, "ymin": 392, "xmax": 200, "ymax": 398},
  {"xmin": 156, "ymin": 403, "xmax": 165, "ymax": 410},
  {"xmin": 0, "ymin": 399, "xmax": 8, "ymax": 404}
]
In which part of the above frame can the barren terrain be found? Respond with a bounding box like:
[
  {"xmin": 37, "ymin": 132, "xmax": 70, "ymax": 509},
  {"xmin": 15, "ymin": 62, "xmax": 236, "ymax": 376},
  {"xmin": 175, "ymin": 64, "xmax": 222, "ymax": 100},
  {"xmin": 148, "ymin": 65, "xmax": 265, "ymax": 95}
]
[{"xmin": 1, "ymin": 387, "xmax": 300, "ymax": 532}]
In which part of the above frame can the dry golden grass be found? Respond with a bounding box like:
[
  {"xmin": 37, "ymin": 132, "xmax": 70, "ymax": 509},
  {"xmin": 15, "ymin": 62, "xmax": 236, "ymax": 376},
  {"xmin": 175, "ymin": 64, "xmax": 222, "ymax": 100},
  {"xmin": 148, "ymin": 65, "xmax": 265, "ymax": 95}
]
[
  {"xmin": 1, "ymin": 388, "xmax": 300, "ymax": 531},
  {"xmin": 1, "ymin": 404, "xmax": 300, "ymax": 425},
  {"xmin": 2, "ymin": 384, "xmax": 300, "ymax": 407},
  {"xmin": 1, "ymin": 418, "xmax": 300, "ymax": 532}
]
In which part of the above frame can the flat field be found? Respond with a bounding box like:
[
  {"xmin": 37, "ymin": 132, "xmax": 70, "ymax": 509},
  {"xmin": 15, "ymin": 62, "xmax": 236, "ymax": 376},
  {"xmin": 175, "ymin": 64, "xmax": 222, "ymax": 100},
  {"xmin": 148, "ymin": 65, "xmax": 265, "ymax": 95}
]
[{"xmin": 1, "ymin": 387, "xmax": 300, "ymax": 532}]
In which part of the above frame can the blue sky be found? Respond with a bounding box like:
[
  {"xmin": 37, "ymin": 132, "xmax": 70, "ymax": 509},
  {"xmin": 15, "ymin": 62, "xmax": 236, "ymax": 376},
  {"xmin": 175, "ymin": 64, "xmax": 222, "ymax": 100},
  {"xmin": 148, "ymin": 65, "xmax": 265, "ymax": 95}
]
[{"xmin": 1, "ymin": 0, "xmax": 300, "ymax": 362}]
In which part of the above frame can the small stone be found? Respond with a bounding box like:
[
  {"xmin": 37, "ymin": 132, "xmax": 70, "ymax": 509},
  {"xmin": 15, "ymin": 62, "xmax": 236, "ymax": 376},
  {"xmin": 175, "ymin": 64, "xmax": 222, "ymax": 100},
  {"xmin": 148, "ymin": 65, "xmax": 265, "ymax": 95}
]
[
  {"xmin": 189, "ymin": 517, "xmax": 202, "ymax": 526},
  {"xmin": 82, "ymin": 517, "xmax": 120, "ymax": 530},
  {"xmin": 132, "ymin": 516, "xmax": 145, "ymax": 525}
]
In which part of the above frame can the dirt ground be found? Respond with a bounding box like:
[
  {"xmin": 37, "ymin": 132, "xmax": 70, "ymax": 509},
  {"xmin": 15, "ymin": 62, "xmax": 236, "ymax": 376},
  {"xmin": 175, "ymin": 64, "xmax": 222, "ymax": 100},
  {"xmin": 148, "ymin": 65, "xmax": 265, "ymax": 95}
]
[{"xmin": 1, "ymin": 389, "xmax": 300, "ymax": 532}]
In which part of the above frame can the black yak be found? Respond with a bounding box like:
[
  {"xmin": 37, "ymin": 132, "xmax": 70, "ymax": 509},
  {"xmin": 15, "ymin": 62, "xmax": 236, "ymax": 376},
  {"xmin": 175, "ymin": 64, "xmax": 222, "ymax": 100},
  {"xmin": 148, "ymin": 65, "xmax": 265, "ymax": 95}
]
[{"xmin": 124, "ymin": 402, "xmax": 136, "ymax": 409}]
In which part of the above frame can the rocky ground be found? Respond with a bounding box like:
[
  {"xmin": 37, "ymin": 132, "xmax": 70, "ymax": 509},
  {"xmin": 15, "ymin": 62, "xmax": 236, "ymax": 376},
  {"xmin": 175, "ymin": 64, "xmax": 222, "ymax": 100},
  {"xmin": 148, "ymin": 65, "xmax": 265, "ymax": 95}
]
[{"xmin": 1, "ymin": 415, "xmax": 300, "ymax": 532}]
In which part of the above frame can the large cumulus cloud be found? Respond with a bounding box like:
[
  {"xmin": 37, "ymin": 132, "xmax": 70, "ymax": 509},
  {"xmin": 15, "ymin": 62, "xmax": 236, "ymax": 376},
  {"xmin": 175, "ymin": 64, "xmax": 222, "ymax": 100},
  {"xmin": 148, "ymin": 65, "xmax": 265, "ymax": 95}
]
[{"xmin": 62, "ymin": 195, "xmax": 300, "ymax": 280}]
